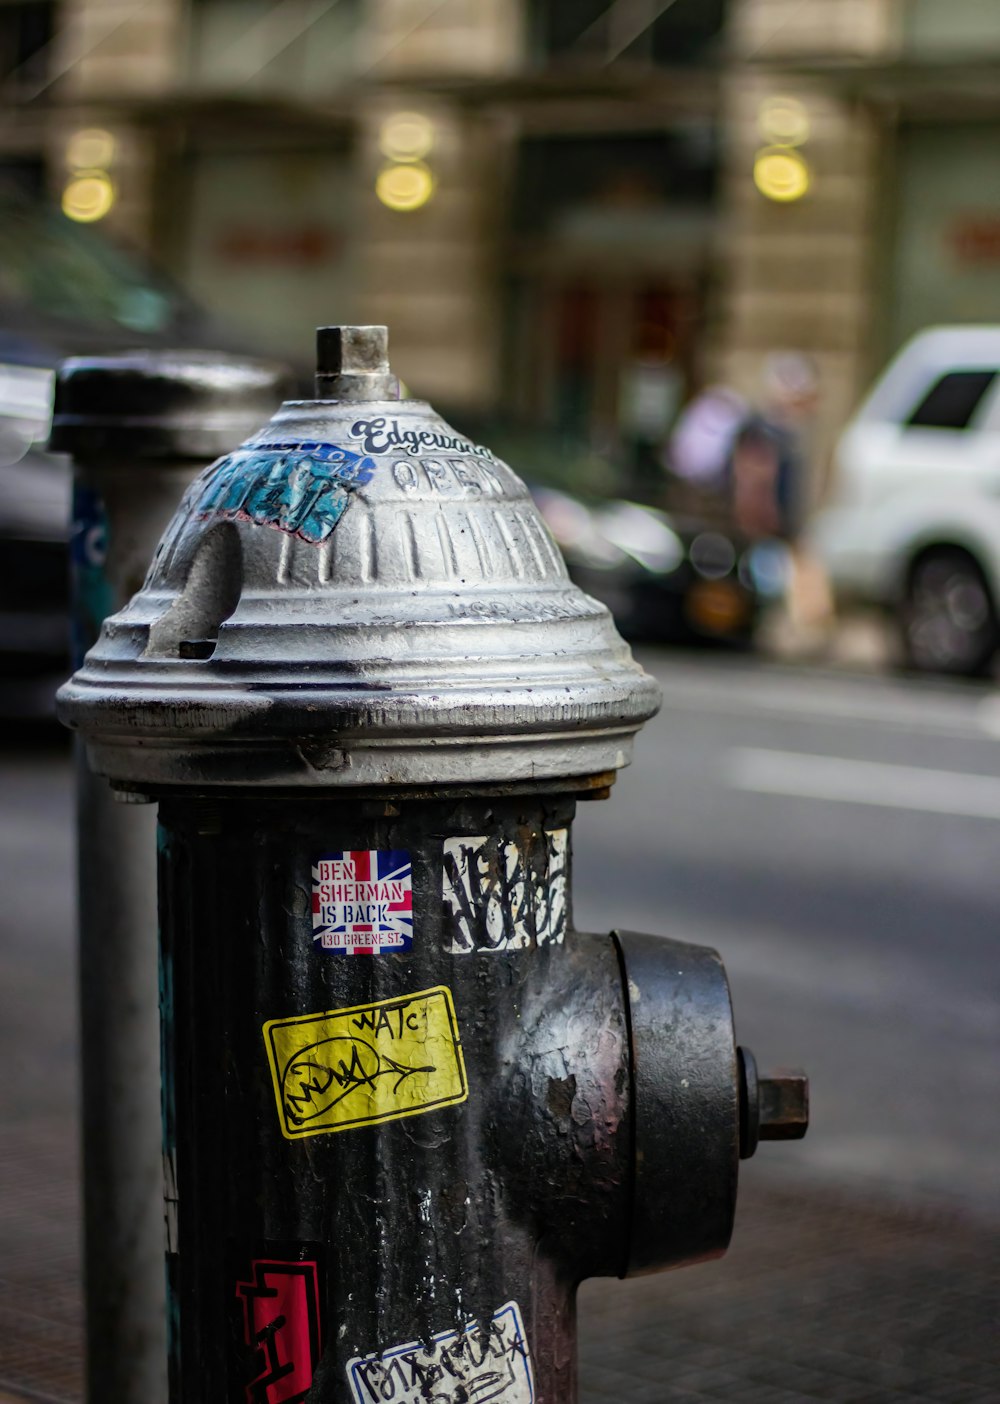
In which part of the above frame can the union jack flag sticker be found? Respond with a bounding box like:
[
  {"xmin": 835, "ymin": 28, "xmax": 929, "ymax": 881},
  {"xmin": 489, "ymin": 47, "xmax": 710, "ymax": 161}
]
[{"xmin": 311, "ymin": 850, "xmax": 413, "ymax": 955}]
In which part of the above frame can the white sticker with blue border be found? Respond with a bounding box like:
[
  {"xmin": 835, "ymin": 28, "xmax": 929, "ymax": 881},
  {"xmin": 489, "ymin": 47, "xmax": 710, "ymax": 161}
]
[
  {"xmin": 347, "ymin": 1300, "xmax": 534, "ymax": 1404},
  {"xmin": 312, "ymin": 850, "xmax": 413, "ymax": 954}
]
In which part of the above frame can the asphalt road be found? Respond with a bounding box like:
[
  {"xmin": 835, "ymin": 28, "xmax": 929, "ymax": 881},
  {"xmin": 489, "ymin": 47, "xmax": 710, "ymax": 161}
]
[{"xmin": 573, "ymin": 652, "xmax": 1000, "ymax": 1217}]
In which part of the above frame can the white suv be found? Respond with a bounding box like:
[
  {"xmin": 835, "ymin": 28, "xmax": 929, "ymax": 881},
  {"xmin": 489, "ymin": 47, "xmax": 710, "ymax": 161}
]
[{"xmin": 813, "ymin": 326, "xmax": 1000, "ymax": 675}]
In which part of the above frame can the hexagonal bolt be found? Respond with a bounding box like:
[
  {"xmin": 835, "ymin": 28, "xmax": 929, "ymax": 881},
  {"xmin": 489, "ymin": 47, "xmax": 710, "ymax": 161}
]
[
  {"xmin": 759, "ymin": 1069, "xmax": 809, "ymax": 1141},
  {"xmin": 314, "ymin": 325, "xmax": 398, "ymax": 402},
  {"xmin": 316, "ymin": 326, "xmax": 389, "ymax": 376},
  {"xmin": 738, "ymin": 1046, "xmax": 809, "ymax": 1159}
]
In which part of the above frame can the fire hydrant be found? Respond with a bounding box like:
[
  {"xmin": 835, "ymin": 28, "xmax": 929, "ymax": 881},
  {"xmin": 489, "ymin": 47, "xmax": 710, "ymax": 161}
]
[{"xmin": 59, "ymin": 327, "xmax": 807, "ymax": 1404}]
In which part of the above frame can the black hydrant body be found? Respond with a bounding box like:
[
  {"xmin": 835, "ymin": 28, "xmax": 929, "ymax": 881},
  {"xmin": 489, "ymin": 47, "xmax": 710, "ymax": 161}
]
[
  {"xmin": 59, "ymin": 327, "xmax": 806, "ymax": 1404},
  {"xmin": 160, "ymin": 794, "xmax": 633, "ymax": 1401}
]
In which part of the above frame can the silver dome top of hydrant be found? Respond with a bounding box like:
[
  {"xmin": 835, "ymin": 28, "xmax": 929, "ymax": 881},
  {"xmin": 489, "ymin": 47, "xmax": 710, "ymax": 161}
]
[{"xmin": 58, "ymin": 326, "xmax": 661, "ymax": 789}]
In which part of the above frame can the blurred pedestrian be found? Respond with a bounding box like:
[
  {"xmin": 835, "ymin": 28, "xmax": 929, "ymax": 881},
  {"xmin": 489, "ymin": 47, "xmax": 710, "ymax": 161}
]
[
  {"xmin": 663, "ymin": 384, "xmax": 747, "ymax": 518},
  {"xmin": 728, "ymin": 352, "xmax": 818, "ymax": 542},
  {"xmin": 667, "ymin": 384, "xmax": 747, "ymax": 491},
  {"xmin": 730, "ymin": 352, "xmax": 833, "ymax": 638}
]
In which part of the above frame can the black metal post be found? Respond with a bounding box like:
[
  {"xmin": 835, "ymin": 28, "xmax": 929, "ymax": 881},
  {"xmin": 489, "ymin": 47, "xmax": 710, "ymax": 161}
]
[{"xmin": 54, "ymin": 351, "xmax": 292, "ymax": 1404}]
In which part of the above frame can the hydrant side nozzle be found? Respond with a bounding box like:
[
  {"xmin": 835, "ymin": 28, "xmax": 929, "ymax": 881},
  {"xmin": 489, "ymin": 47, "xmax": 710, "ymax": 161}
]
[
  {"xmin": 737, "ymin": 1045, "xmax": 759, "ymax": 1159},
  {"xmin": 615, "ymin": 929, "xmax": 740, "ymax": 1276}
]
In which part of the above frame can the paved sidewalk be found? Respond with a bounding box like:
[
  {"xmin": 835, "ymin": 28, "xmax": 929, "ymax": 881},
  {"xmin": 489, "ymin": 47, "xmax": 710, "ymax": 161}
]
[
  {"xmin": 580, "ymin": 1177, "xmax": 999, "ymax": 1404},
  {"xmin": 756, "ymin": 606, "xmax": 896, "ymax": 672}
]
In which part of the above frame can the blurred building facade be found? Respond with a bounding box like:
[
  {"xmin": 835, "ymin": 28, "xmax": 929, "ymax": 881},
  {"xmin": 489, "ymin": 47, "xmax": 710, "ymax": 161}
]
[
  {"xmin": 3, "ymin": 0, "xmax": 1000, "ymax": 495},
  {"xmin": 717, "ymin": 0, "xmax": 1000, "ymax": 502}
]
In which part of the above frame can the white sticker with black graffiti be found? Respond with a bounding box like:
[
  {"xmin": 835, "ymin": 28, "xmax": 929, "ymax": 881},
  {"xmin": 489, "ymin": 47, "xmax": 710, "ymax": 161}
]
[
  {"xmin": 347, "ymin": 1300, "xmax": 534, "ymax": 1404},
  {"xmin": 442, "ymin": 829, "xmax": 568, "ymax": 954}
]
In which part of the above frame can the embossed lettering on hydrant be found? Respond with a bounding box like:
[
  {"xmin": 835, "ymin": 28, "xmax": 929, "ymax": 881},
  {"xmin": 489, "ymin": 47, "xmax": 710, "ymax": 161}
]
[{"xmin": 443, "ymin": 829, "xmax": 568, "ymax": 954}]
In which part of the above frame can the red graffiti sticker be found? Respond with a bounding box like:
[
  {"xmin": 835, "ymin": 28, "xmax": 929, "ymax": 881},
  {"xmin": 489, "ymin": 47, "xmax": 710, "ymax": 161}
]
[{"xmin": 235, "ymin": 1258, "xmax": 322, "ymax": 1404}]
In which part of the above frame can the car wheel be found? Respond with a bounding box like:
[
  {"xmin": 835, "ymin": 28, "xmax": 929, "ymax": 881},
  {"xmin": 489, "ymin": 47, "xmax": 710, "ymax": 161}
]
[{"xmin": 900, "ymin": 548, "xmax": 999, "ymax": 677}]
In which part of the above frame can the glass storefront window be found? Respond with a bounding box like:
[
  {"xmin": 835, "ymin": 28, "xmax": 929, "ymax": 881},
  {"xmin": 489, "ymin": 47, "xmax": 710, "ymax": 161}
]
[
  {"xmin": 0, "ymin": 189, "xmax": 191, "ymax": 335},
  {"xmin": 185, "ymin": 0, "xmax": 362, "ymax": 95},
  {"xmin": 526, "ymin": 0, "xmax": 727, "ymax": 67},
  {"xmin": 904, "ymin": 0, "xmax": 1000, "ymax": 55}
]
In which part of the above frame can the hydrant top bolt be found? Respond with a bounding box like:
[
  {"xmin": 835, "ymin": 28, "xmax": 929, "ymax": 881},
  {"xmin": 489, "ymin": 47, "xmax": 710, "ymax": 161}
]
[
  {"xmin": 316, "ymin": 325, "xmax": 388, "ymax": 373},
  {"xmin": 315, "ymin": 324, "xmax": 399, "ymax": 401}
]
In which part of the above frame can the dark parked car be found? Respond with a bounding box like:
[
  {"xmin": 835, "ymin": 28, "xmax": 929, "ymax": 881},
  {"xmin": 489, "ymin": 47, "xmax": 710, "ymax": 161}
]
[
  {"xmin": 531, "ymin": 486, "xmax": 787, "ymax": 646},
  {"xmin": 0, "ymin": 363, "xmax": 68, "ymax": 717}
]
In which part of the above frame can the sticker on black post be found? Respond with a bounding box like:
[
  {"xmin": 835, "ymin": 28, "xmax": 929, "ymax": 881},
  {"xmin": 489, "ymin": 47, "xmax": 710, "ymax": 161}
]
[
  {"xmin": 442, "ymin": 829, "xmax": 567, "ymax": 953},
  {"xmin": 232, "ymin": 1246, "xmax": 323, "ymax": 1404},
  {"xmin": 312, "ymin": 850, "xmax": 412, "ymax": 954},
  {"xmin": 347, "ymin": 1300, "xmax": 534, "ymax": 1404}
]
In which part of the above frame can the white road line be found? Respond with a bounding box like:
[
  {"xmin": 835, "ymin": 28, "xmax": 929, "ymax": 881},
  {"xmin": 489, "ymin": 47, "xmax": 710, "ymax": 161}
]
[
  {"xmin": 974, "ymin": 695, "xmax": 1000, "ymax": 737},
  {"xmin": 726, "ymin": 747, "xmax": 1000, "ymax": 819},
  {"xmin": 645, "ymin": 667, "xmax": 992, "ymax": 737}
]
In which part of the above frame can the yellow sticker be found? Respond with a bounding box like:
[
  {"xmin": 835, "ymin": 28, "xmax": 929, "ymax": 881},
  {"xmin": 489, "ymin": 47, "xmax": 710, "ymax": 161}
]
[{"xmin": 263, "ymin": 986, "xmax": 468, "ymax": 1139}]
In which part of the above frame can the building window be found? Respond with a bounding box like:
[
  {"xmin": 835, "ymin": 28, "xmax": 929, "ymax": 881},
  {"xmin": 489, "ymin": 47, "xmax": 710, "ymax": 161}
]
[
  {"xmin": 186, "ymin": 0, "xmax": 362, "ymax": 95},
  {"xmin": 527, "ymin": 0, "xmax": 728, "ymax": 67},
  {"xmin": 0, "ymin": 1, "xmax": 54, "ymax": 87},
  {"xmin": 906, "ymin": 370, "xmax": 998, "ymax": 430},
  {"xmin": 0, "ymin": 155, "xmax": 45, "ymax": 198}
]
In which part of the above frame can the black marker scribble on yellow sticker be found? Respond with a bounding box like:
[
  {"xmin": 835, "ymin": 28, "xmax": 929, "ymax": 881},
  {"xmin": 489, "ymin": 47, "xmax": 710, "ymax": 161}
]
[{"xmin": 263, "ymin": 987, "xmax": 468, "ymax": 1139}]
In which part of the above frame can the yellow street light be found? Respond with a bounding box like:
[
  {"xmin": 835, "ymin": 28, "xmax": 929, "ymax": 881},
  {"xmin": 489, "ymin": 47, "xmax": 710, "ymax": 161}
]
[
  {"xmin": 753, "ymin": 147, "xmax": 811, "ymax": 203},
  {"xmin": 375, "ymin": 161, "xmax": 435, "ymax": 212},
  {"xmin": 62, "ymin": 172, "xmax": 116, "ymax": 223},
  {"xmin": 378, "ymin": 112, "xmax": 435, "ymax": 163},
  {"xmin": 757, "ymin": 95, "xmax": 810, "ymax": 147}
]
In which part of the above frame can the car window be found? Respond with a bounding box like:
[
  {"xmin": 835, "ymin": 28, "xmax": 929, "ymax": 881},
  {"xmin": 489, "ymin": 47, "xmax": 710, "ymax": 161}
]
[
  {"xmin": 0, "ymin": 186, "xmax": 194, "ymax": 334},
  {"xmin": 905, "ymin": 369, "xmax": 998, "ymax": 430}
]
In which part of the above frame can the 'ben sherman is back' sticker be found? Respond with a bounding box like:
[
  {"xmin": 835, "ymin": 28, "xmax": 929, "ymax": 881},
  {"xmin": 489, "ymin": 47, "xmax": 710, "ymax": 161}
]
[
  {"xmin": 312, "ymin": 850, "xmax": 412, "ymax": 954},
  {"xmin": 347, "ymin": 1301, "xmax": 534, "ymax": 1404}
]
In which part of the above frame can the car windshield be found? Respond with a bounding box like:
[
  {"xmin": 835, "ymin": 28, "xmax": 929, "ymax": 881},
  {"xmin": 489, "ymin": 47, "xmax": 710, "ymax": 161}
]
[
  {"xmin": 0, "ymin": 189, "xmax": 191, "ymax": 335},
  {"xmin": 905, "ymin": 369, "xmax": 998, "ymax": 431}
]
